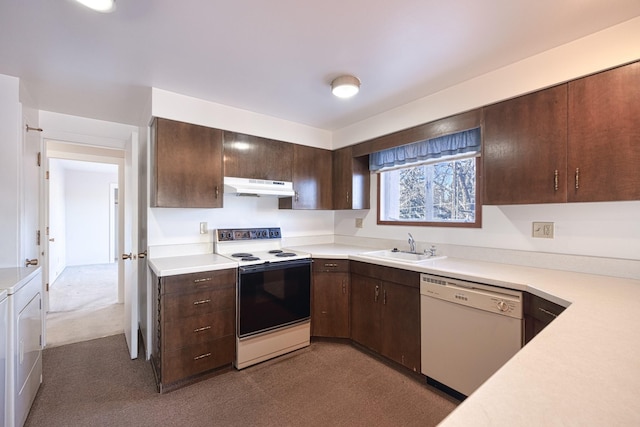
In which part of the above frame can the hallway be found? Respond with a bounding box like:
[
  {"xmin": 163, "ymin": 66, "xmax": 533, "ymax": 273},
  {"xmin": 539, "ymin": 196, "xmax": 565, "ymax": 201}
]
[{"xmin": 46, "ymin": 263, "xmax": 123, "ymax": 348}]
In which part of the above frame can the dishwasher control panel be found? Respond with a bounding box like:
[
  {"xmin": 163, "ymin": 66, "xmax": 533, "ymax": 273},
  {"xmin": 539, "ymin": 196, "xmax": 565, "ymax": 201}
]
[{"xmin": 420, "ymin": 274, "xmax": 523, "ymax": 319}]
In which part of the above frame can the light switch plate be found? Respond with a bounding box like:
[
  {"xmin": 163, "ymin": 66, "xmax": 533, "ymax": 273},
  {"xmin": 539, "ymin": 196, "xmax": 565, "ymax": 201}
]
[
  {"xmin": 200, "ymin": 222, "xmax": 208, "ymax": 234},
  {"xmin": 532, "ymin": 222, "xmax": 554, "ymax": 238}
]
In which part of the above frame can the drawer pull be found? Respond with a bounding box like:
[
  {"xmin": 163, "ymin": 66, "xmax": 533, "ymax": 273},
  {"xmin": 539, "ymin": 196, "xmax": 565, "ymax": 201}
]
[
  {"xmin": 193, "ymin": 299, "xmax": 211, "ymax": 305},
  {"xmin": 323, "ymin": 263, "xmax": 338, "ymax": 268},
  {"xmin": 193, "ymin": 352, "xmax": 212, "ymax": 361},
  {"xmin": 194, "ymin": 277, "xmax": 212, "ymax": 283},
  {"xmin": 193, "ymin": 326, "xmax": 211, "ymax": 333},
  {"xmin": 538, "ymin": 307, "xmax": 558, "ymax": 318}
]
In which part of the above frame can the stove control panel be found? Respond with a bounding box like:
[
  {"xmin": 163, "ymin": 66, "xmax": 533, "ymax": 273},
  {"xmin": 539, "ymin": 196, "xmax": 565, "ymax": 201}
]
[{"xmin": 216, "ymin": 227, "xmax": 282, "ymax": 241}]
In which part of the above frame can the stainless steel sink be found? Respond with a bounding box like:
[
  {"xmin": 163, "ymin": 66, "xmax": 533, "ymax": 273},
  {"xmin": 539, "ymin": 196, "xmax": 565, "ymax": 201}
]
[{"xmin": 361, "ymin": 249, "xmax": 447, "ymax": 264}]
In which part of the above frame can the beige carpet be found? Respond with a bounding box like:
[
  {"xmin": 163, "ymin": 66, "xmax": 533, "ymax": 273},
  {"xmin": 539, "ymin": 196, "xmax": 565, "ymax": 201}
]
[
  {"xmin": 25, "ymin": 335, "xmax": 459, "ymax": 427},
  {"xmin": 46, "ymin": 263, "xmax": 123, "ymax": 348}
]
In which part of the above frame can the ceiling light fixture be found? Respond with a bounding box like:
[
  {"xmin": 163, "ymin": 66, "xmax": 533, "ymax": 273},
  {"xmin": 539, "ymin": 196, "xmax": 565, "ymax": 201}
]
[
  {"xmin": 75, "ymin": 0, "xmax": 116, "ymax": 13},
  {"xmin": 331, "ymin": 75, "xmax": 360, "ymax": 98}
]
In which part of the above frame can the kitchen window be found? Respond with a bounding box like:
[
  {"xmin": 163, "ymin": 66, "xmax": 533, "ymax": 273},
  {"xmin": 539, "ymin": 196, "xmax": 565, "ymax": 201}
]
[{"xmin": 371, "ymin": 128, "xmax": 482, "ymax": 228}]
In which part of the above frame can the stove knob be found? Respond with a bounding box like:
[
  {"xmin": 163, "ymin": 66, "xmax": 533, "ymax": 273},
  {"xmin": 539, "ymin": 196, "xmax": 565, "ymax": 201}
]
[{"xmin": 497, "ymin": 301, "xmax": 509, "ymax": 312}]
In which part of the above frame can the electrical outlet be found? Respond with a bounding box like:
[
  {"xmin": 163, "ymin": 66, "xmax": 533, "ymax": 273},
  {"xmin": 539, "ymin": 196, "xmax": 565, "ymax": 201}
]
[
  {"xmin": 199, "ymin": 222, "xmax": 208, "ymax": 234},
  {"xmin": 532, "ymin": 222, "xmax": 554, "ymax": 238},
  {"xmin": 355, "ymin": 218, "xmax": 363, "ymax": 228}
]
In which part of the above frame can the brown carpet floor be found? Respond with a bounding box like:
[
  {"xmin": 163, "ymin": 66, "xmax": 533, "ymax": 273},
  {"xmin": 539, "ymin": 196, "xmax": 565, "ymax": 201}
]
[{"xmin": 25, "ymin": 335, "xmax": 458, "ymax": 427}]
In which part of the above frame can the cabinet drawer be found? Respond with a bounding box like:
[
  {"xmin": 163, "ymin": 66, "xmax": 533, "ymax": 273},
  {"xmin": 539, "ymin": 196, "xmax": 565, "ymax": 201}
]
[
  {"xmin": 163, "ymin": 287, "xmax": 235, "ymax": 322},
  {"xmin": 313, "ymin": 259, "xmax": 349, "ymax": 273},
  {"xmin": 163, "ymin": 309, "xmax": 235, "ymax": 351},
  {"xmin": 161, "ymin": 269, "xmax": 236, "ymax": 295},
  {"xmin": 350, "ymin": 261, "xmax": 419, "ymax": 288},
  {"xmin": 162, "ymin": 335, "xmax": 235, "ymax": 384},
  {"xmin": 525, "ymin": 293, "xmax": 566, "ymax": 323}
]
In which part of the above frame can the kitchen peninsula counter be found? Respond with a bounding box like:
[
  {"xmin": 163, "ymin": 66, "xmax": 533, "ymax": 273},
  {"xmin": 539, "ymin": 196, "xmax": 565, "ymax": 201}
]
[{"xmin": 288, "ymin": 243, "xmax": 640, "ymax": 426}]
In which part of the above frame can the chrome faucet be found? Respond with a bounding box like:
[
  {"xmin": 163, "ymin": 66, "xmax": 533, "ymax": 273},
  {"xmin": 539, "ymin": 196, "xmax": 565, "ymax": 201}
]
[
  {"xmin": 425, "ymin": 245, "xmax": 437, "ymax": 257},
  {"xmin": 408, "ymin": 233, "xmax": 416, "ymax": 253}
]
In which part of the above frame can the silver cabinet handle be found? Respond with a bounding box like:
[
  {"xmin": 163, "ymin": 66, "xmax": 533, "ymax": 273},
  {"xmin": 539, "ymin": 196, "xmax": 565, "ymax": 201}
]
[
  {"xmin": 554, "ymin": 170, "xmax": 558, "ymax": 191},
  {"xmin": 374, "ymin": 285, "xmax": 380, "ymax": 302},
  {"xmin": 193, "ymin": 353, "xmax": 211, "ymax": 361},
  {"xmin": 323, "ymin": 263, "xmax": 338, "ymax": 268},
  {"xmin": 215, "ymin": 186, "xmax": 219, "ymax": 199},
  {"xmin": 342, "ymin": 279, "xmax": 347, "ymax": 295},
  {"xmin": 575, "ymin": 168, "xmax": 580, "ymax": 190},
  {"xmin": 193, "ymin": 299, "xmax": 211, "ymax": 305},
  {"xmin": 538, "ymin": 307, "xmax": 558, "ymax": 318},
  {"xmin": 383, "ymin": 289, "xmax": 387, "ymax": 305},
  {"xmin": 194, "ymin": 277, "xmax": 212, "ymax": 283},
  {"xmin": 193, "ymin": 325, "xmax": 211, "ymax": 333}
]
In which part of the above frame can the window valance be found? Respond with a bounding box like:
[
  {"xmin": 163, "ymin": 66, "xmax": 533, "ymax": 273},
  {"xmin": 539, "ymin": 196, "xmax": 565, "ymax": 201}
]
[{"xmin": 369, "ymin": 127, "xmax": 481, "ymax": 172}]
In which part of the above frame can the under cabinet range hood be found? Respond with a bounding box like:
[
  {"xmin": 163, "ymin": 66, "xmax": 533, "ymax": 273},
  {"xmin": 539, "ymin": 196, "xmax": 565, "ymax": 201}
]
[{"xmin": 224, "ymin": 176, "xmax": 295, "ymax": 197}]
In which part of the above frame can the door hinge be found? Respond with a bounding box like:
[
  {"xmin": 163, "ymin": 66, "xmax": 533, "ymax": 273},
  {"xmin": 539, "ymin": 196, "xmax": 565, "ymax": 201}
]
[
  {"xmin": 37, "ymin": 152, "xmax": 41, "ymax": 167},
  {"xmin": 36, "ymin": 230, "xmax": 41, "ymax": 246},
  {"xmin": 46, "ymin": 226, "xmax": 49, "ymax": 236},
  {"xmin": 46, "ymin": 170, "xmax": 49, "ymax": 180},
  {"xmin": 46, "ymin": 282, "xmax": 49, "ymax": 292},
  {"xmin": 39, "ymin": 335, "xmax": 42, "ymax": 347}
]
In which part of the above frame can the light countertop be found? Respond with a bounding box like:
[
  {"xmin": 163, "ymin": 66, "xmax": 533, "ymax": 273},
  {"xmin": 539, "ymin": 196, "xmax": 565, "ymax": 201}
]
[
  {"xmin": 288, "ymin": 243, "xmax": 640, "ymax": 426},
  {"xmin": 148, "ymin": 253, "xmax": 238, "ymax": 277},
  {"xmin": 147, "ymin": 244, "xmax": 640, "ymax": 425}
]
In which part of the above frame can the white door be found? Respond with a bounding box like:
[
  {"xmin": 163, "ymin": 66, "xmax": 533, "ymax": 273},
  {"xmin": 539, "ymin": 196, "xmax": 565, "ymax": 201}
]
[
  {"xmin": 20, "ymin": 114, "xmax": 41, "ymax": 268},
  {"xmin": 122, "ymin": 131, "xmax": 139, "ymax": 359}
]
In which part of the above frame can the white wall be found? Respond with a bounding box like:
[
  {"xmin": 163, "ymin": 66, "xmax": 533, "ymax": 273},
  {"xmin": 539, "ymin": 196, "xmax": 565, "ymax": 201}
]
[
  {"xmin": 148, "ymin": 195, "xmax": 334, "ymax": 248},
  {"xmin": 335, "ymin": 179, "xmax": 640, "ymax": 262},
  {"xmin": 64, "ymin": 168, "xmax": 118, "ymax": 266},
  {"xmin": 0, "ymin": 74, "xmax": 21, "ymax": 267}
]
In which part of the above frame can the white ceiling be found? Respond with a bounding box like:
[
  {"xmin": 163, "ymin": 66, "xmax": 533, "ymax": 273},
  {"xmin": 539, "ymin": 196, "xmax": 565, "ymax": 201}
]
[{"xmin": 1, "ymin": 1, "xmax": 639, "ymax": 130}]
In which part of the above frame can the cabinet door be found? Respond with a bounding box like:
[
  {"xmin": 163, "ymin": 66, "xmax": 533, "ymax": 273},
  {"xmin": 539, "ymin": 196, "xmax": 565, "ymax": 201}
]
[
  {"xmin": 280, "ymin": 144, "xmax": 332, "ymax": 210},
  {"xmin": 380, "ymin": 281, "xmax": 421, "ymax": 372},
  {"xmin": 311, "ymin": 271, "xmax": 350, "ymax": 338},
  {"xmin": 350, "ymin": 273, "xmax": 381, "ymax": 352},
  {"xmin": 151, "ymin": 118, "xmax": 223, "ymax": 208},
  {"xmin": 568, "ymin": 62, "xmax": 640, "ymax": 202},
  {"xmin": 483, "ymin": 85, "xmax": 568, "ymax": 204},
  {"xmin": 332, "ymin": 146, "xmax": 370, "ymax": 210},
  {"xmin": 223, "ymin": 131, "xmax": 293, "ymax": 181}
]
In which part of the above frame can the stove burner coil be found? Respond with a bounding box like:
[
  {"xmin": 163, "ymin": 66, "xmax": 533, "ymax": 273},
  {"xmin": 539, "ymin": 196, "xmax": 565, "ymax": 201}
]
[
  {"xmin": 268, "ymin": 249, "xmax": 283, "ymax": 254},
  {"xmin": 232, "ymin": 253, "xmax": 254, "ymax": 258},
  {"xmin": 241, "ymin": 256, "xmax": 260, "ymax": 261},
  {"xmin": 275, "ymin": 252, "xmax": 296, "ymax": 257}
]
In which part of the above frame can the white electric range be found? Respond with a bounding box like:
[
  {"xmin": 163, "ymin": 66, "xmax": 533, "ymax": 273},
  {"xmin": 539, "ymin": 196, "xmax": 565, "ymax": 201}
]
[{"xmin": 214, "ymin": 228, "xmax": 311, "ymax": 369}]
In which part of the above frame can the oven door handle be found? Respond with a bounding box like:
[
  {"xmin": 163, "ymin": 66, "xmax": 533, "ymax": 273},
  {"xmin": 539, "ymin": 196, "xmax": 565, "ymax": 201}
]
[{"xmin": 239, "ymin": 258, "xmax": 311, "ymax": 274}]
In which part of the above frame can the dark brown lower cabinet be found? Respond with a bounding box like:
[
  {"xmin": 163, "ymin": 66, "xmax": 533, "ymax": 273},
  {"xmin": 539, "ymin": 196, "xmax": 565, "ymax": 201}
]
[
  {"xmin": 311, "ymin": 259, "xmax": 350, "ymax": 338},
  {"xmin": 350, "ymin": 261, "xmax": 421, "ymax": 372},
  {"xmin": 151, "ymin": 268, "xmax": 236, "ymax": 392},
  {"xmin": 523, "ymin": 292, "xmax": 566, "ymax": 344}
]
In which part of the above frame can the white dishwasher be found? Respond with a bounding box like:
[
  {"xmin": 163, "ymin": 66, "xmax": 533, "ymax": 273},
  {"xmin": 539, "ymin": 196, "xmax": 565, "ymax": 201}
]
[{"xmin": 420, "ymin": 273, "xmax": 523, "ymax": 397}]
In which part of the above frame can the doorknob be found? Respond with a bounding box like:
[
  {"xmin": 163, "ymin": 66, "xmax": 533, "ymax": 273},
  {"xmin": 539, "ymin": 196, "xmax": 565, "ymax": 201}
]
[
  {"xmin": 138, "ymin": 251, "xmax": 147, "ymax": 259},
  {"xmin": 122, "ymin": 253, "xmax": 132, "ymax": 260},
  {"xmin": 49, "ymin": 238, "xmax": 55, "ymax": 242},
  {"xmin": 25, "ymin": 258, "xmax": 39, "ymax": 267}
]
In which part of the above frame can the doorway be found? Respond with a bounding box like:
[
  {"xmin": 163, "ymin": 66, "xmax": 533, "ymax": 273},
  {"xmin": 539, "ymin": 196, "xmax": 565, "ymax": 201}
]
[{"xmin": 46, "ymin": 157, "xmax": 123, "ymax": 347}]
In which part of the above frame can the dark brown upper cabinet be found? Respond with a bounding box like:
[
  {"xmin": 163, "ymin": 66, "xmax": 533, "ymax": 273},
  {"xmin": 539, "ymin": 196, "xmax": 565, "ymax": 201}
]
[
  {"xmin": 223, "ymin": 131, "xmax": 293, "ymax": 181},
  {"xmin": 332, "ymin": 146, "xmax": 370, "ymax": 210},
  {"xmin": 279, "ymin": 144, "xmax": 333, "ymax": 210},
  {"xmin": 567, "ymin": 61, "xmax": 640, "ymax": 202},
  {"xmin": 484, "ymin": 60, "xmax": 640, "ymax": 205},
  {"xmin": 483, "ymin": 85, "xmax": 568, "ymax": 205},
  {"xmin": 150, "ymin": 117, "xmax": 223, "ymax": 208}
]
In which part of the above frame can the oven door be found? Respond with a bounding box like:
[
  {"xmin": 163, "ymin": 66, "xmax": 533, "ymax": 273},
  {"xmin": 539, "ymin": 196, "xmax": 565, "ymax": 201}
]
[{"xmin": 238, "ymin": 258, "xmax": 311, "ymax": 338}]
